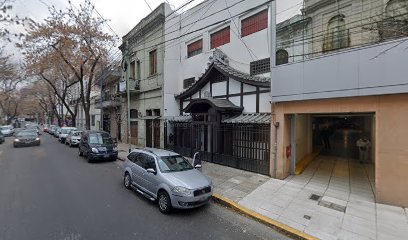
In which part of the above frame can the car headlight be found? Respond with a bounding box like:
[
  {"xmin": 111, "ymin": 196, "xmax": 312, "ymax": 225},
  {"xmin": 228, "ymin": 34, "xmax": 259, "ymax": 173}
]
[
  {"xmin": 91, "ymin": 147, "xmax": 99, "ymax": 153},
  {"xmin": 172, "ymin": 186, "xmax": 193, "ymax": 197},
  {"xmin": 14, "ymin": 139, "xmax": 19, "ymax": 142},
  {"xmin": 35, "ymin": 138, "xmax": 40, "ymax": 141},
  {"xmin": 113, "ymin": 146, "xmax": 118, "ymax": 152}
]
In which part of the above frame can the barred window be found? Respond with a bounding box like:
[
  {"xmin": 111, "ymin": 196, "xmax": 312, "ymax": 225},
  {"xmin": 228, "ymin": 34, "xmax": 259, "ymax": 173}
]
[
  {"xmin": 187, "ymin": 39, "xmax": 203, "ymax": 58},
  {"xmin": 149, "ymin": 50, "xmax": 157, "ymax": 76},
  {"xmin": 183, "ymin": 77, "xmax": 195, "ymax": 89},
  {"xmin": 210, "ymin": 26, "xmax": 230, "ymax": 49},
  {"xmin": 241, "ymin": 10, "xmax": 268, "ymax": 37},
  {"xmin": 276, "ymin": 50, "xmax": 289, "ymax": 65},
  {"xmin": 250, "ymin": 58, "xmax": 270, "ymax": 75},
  {"xmin": 212, "ymin": 73, "xmax": 228, "ymax": 83}
]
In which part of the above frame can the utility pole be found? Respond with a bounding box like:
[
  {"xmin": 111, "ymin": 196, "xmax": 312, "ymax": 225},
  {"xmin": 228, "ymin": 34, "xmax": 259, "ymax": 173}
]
[
  {"xmin": 100, "ymin": 66, "xmax": 104, "ymax": 131},
  {"xmin": 126, "ymin": 56, "xmax": 132, "ymax": 153}
]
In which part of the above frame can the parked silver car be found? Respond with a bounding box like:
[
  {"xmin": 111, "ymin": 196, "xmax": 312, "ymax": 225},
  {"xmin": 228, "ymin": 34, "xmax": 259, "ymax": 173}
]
[
  {"xmin": 0, "ymin": 125, "xmax": 14, "ymax": 137},
  {"xmin": 65, "ymin": 130, "xmax": 83, "ymax": 147},
  {"xmin": 123, "ymin": 148, "xmax": 212, "ymax": 214},
  {"xmin": 58, "ymin": 127, "xmax": 77, "ymax": 143}
]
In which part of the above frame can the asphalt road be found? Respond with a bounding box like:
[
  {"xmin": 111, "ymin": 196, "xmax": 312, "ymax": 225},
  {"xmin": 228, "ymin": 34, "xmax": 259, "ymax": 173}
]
[{"xmin": 0, "ymin": 133, "xmax": 291, "ymax": 240}]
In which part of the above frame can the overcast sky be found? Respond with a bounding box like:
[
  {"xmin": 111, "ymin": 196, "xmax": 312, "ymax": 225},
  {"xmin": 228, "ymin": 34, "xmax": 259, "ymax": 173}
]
[{"xmin": 5, "ymin": 0, "xmax": 301, "ymax": 59}]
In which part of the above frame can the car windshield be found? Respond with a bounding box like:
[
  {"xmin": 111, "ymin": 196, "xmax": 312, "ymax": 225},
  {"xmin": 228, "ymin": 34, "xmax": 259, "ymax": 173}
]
[
  {"xmin": 17, "ymin": 131, "xmax": 37, "ymax": 137},
  {"xmin": 158, "ymin": 155, "xmax": 194, "ymax": 172},
  {"xmin": 61, "ymin": 129, "xmax": 73, "ymax": 134},
  {"xmin": 1, "ymin": 126, "xmax": 11, "ymax": 130},
  {"xmin": 72, "ymin": 131, "xmax": 82, "ymax": 136},
  {"xmin": 89, "ymin": 133, "xmax": 113, "ymax": 145}
]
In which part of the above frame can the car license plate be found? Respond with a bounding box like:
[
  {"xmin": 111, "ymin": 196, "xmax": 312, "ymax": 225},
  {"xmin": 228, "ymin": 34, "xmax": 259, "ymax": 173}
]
[{"xmin": 104, "ymin": 154, "xmax": 109, "ymax": 158}]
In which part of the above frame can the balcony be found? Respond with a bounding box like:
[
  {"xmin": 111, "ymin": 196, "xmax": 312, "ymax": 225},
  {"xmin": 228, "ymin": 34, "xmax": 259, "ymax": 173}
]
[
  {"xmin": 119, "ymin": 78, "xmax": 141, "ymax": 94},
  {"xmin": 95, "ymin": 94, "xmax": 121, "ymax": 109}
]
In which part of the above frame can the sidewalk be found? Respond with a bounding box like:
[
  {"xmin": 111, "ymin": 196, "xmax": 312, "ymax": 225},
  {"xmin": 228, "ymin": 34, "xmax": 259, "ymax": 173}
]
[{"xmin": 116, "ymin": 143, "xmax": 408, "ymax": 240}]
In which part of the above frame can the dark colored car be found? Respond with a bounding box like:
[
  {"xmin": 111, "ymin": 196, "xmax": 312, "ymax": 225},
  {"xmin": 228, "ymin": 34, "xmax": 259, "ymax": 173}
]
[
  {"xmin": 13, "ymin": 130, "xmax": 40, "ymax": 147},
  {"xmin": 0, "ymin": 132, "xmax": 4, "ymax": 144},
  {"xmin": 78, "ymin": 131, "xmax": 118, "ymax": 163}
]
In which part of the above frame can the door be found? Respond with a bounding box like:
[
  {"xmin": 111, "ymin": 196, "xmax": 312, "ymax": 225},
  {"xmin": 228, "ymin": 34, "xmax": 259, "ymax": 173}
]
[
  {"xmin": 141, "ymin": 154, "xmax": 159, "ymax": 197},
  {"xmin": 153, "ymin": 119, "xmax": 160, "ymax": 148},
  {"xmin": 146, "ymin": 120, "xmax": 152, "ymax": 147},
  {"xmin": 130, "ymin": 121, "xmax": 138, "ymax": 145},
  {"xmin": 132, "ymin": 153, "xmax": 147, "ymax": 190}
]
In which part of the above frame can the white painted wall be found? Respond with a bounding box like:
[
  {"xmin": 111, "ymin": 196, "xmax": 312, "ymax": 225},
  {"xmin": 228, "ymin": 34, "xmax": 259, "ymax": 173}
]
[{"xmin": 164, "ymin": 0, "xmax": 272, "ymax": 116}]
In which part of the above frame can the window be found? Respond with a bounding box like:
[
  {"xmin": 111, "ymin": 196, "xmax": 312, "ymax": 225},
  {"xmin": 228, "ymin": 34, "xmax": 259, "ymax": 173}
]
[
  {"xmin": 210, "ymin": 26, "xmax": 230, "ymax": 49},
  {"xmin": 380, "ymin": 0, "xmax": 408, "ymax": 40},
  {"xmin": 130, "ymin": 61, "xmax": 135, "ymax": 79},
  {"xmin": 183, "ymin": 77, "xmax": 195, "ymax": 89},
  {"xmin": 276, "ymin": 50, "xmax": 289, "ymax": 65},
  {"xmin": 146, "ymin": 109, "xmax": 152, "ymax": 116},
  {"xmin": 153, "ymin": 109, "xmax": 160, "ymax": 116},
  {"xmin": 127, "ymin": 152, "xmax": 139, "ymax": 163},
  {"xmin": 149, "ymin": 50, "xmax": 157, "ymax": 76},
  {"xmin": 130, "ymin": 109, "xmax": 138, "ymax": 118},
  {"xmin": 250, "ymin": 58, "xmax": 270, "ymax": 75},
  {"xmin": 187, "ymin": 39, "xmax": 203, "ymax": 58},
  {"xmin": 323, "ymin": 15, "xmax": 349, "ymax": 51},
  {"xmin": 241, "ymin": 9, "xmax": 268, "ymax": 37},
  {"xmin": 91, "ymin": 115, "xmax": 95, "ymax": 126},
  {"xmin": 136, "ymin": 60, "xmax": 141, "ymax": 79}
]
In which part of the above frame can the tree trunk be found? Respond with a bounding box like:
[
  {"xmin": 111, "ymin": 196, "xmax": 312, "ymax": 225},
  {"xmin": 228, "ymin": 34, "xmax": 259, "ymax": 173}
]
[{"xmin": 85, "ymin": 110, "xmax": 91, "ymax": 130}]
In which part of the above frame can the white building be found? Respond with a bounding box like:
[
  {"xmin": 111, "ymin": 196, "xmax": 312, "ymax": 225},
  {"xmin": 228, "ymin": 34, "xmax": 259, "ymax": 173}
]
[{"xmin": 163, "ymin": 0, "xmax": 273, "ymax": 175}]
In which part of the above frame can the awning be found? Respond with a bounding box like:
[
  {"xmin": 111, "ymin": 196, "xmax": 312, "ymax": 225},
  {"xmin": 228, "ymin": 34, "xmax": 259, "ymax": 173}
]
[
  {"xmin": 166, "ymin": 115, "xmax": 192, "ymax": 123},
  {"xmin": 222, "ymin": 113, "xmax": 271, "ymax": 124},
  {"xmin": 183, "ymin": 98, "xmax": 243, "ymax": 113}
]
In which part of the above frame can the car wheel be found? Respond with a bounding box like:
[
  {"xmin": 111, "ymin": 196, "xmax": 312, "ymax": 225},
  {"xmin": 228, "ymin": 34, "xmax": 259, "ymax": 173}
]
[
  {"xmin": 78, "ymin": 148, "xmax": 83, "ymax": 156},
  {"xmin": 124, "ymin": 173, "xmax": 131, "ymax": 189},
  {"xmin": 158, "ymin": 191, "xmax": 172, "ymax": 214},
  {"xmin": 87, "ymin": 154, "xmax": 93, "ymax": 163}
]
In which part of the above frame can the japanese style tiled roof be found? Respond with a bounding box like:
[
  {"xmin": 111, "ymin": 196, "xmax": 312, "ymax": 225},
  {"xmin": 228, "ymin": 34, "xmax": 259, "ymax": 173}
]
[
  {"xmin": 213, "ymin": 60, "xmax": 270, "ymax": 84},
  {"xmin": 166, "ymin": 115, "xmax": 192, "ymax": 122},
  {"xmin": 175, "ymin": 59, "xmax": 270, "ymax": 100},
  {"xmin": 222, "ymin": 113, "xmax": 271, "ymax": 124}
]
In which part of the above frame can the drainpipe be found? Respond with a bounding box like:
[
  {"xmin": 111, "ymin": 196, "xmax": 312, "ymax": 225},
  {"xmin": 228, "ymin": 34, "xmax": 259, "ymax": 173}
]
[{"xmin": 269, "ymin": 0, "xmax": 278, "ymax": 178}]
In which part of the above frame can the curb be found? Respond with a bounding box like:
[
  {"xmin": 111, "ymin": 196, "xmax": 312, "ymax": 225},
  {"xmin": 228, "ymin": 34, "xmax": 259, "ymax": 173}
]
[{"xmin": 212, "ymin": 194, "xmax": 318, "ymax": 240}]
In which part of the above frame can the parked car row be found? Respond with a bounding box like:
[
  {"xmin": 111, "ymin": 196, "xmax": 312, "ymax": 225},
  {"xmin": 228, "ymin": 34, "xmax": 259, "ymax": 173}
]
[{"xmin": 42, "ymin": 124, "xmax": 213, "ymax": 214}]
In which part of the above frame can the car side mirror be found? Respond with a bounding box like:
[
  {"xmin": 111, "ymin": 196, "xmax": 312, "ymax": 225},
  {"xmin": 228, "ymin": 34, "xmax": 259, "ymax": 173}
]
[
  {"xmin": 146, "ymin": 168, "xmax": 156, "ymax": 174},
  {"xmin": 192, "ymin": 152, "xmax": 201, "ymax": 168}
]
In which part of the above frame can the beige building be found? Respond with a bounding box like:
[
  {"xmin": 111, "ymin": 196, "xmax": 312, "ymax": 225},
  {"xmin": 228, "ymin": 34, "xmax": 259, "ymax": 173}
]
[
  {"xmin": 272, "ymin": 0, "xmax": 408, "ymax": 207},
  {"xmin": 119, "ymin": 3, "xmax": 168, "ymax": 148}
]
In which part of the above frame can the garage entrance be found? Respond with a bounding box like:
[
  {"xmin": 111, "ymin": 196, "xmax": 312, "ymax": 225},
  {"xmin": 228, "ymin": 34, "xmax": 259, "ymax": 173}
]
[
  {"xmin": 287, "ymin": 113, "xmax": 376, "ymax": 202},
  {"xmin": 312, "ymin": 113, "xmax": 375, "ymax": 162}
]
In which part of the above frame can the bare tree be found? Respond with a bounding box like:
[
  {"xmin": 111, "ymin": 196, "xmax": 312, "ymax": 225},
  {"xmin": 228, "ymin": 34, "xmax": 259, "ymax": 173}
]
[{"xmin": 22, "ymin": 0, "xmax": 116, "ymax": 130}]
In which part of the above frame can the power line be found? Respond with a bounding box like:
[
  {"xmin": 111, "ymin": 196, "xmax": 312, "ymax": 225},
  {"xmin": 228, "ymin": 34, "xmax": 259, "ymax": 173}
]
[{"xmin": 143, "ymin": 0, "xmax": 153, "ymax": 11}]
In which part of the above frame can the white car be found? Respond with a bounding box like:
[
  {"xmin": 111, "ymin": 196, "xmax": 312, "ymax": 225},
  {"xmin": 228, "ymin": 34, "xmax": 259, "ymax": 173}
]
[
  {"xmin": 58, "ymin": 127, "xmax": 77, "ymax": 143},
  {"xmin": 65, "ymin": 130, "xmax": 83, "ymax": 147},
  {"xmin": 0, "ymin": 125, "xmax": 14, "ymax": 137}
]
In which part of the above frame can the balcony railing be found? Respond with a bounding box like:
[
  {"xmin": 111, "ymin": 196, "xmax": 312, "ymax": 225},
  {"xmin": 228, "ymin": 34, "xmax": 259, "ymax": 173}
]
[{"xmin": 95, "ymin": 94, "xmax": 121, "ymax": 109}]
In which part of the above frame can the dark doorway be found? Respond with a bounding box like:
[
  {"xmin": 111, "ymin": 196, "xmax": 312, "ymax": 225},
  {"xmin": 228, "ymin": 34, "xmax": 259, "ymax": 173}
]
[
  {"xmin": 312, "ymin": 114, "xmax": 374, "ymax": 162},
  {"xmin": 146, "ymin": 120, "xmax": 152, "ymax": 147},
  {"xmin": 153, "ymin": 119, "xmax": 160, "ymax": 148}
]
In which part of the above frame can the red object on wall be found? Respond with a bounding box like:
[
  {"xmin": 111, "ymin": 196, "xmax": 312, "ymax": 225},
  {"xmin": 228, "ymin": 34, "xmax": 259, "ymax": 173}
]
[
  {"xmin": 241, "ymin": 9, "xmax": 268, "ymax": 37},
  {"xmin": 187, "ymin": 39, "xmax": 203, "ymax": 58},
  {"xmin": 286, "ymin": 145, "xmax": 291, "ymax": 159},
  {"xmin": 210, "ymin": 26, "xmax": 230, "ymax": 49}
]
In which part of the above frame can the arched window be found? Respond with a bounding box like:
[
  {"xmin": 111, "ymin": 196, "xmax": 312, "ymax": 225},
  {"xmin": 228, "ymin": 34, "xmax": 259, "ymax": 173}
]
[
  {"xmin": 276, "ymin": 49, "xmax": 289, "ymax": 65},
  {"xmin": 380, "ymin": 0, "xmax": 408, "ymax": 40},
  {"xmin": 327, "ymin": 15, "xmax": 348, "ymax": 50}
]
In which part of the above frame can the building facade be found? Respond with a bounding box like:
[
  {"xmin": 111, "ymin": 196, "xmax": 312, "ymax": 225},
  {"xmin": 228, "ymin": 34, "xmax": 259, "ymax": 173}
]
[
  {"xmin": 272, "ymin": 0, "xmax": 408, "ymax": 206},
  {"xmin": 163, "ymin": 0, "xmax": 273, "ymax": 175},
  {"xmin": 119, "ymin": 3, "xmax": 168, "ymax": 148}
]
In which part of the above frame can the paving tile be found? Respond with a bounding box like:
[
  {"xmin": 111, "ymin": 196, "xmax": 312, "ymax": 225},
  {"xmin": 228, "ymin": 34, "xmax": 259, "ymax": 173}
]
[
  {"xmin": 306, "ymin": 211, "xmax": 343, "ymax": 238},
  {"xmin": 259, "ymin": 202, "xmax": 284, "ymax": 215},
  {"xmin": 277, "ymin": 216, "xmax": 306, "ymax": 232},
  {"xmin": 342, "ymin": 214, "xmax": 376, "ymax": 239},
  {"xmin": 337, "ymin": 229, "xmax": 373, "ymax": 240},
  {"xmin": 377, "ymin": 223, "xmax": 408, "ymax": 240},
  {"xmin": 321, "ymin": 196, "xmax": 348, "ymax": 207},
  {"xmin": 254, "ymin": 207, "xmax": 280, "ymax": 220},
  {"xmin": 281, "ymin": 204, "xmax": 314, "ymax": 226}
]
